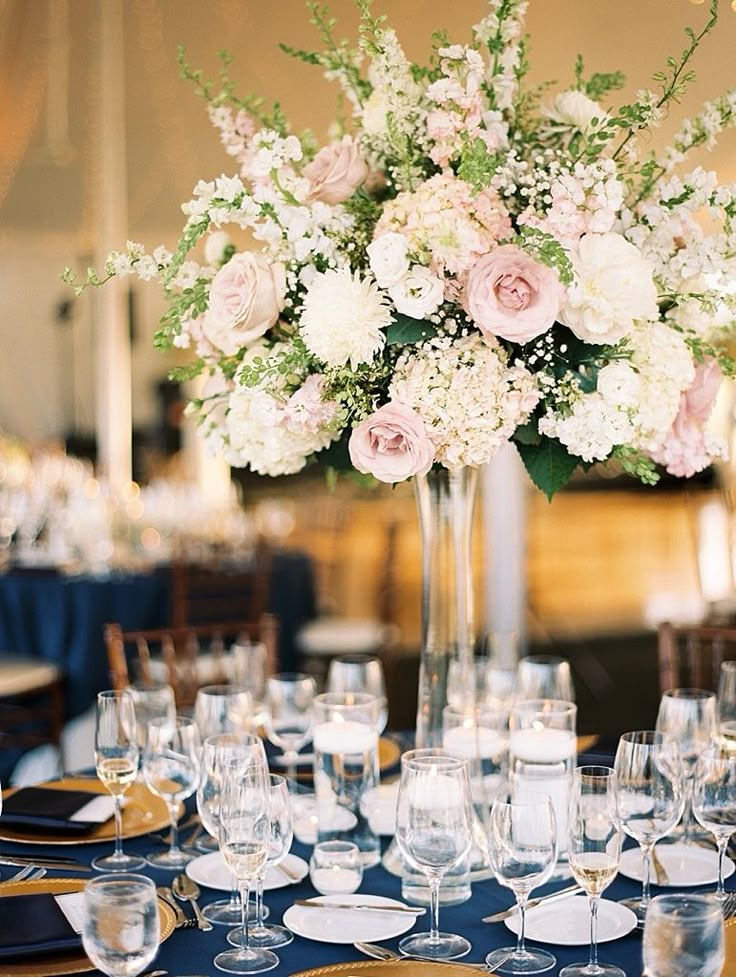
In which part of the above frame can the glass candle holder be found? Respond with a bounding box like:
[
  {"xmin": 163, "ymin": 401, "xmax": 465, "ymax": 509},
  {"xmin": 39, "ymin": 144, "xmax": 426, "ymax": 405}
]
[
  {"xmin": 309, "ymin": 840, "xmax": 363, "ymax": 895},
  {"xmin": 442, "ymin": 702, "xmax": 508, "ymax": 809}
]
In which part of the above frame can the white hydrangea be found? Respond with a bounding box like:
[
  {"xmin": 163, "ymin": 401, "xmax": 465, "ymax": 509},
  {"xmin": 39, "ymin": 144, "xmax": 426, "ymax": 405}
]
[
  {"xmin": 539, "ymin": 392, "xmax": 633, "ymax": 462},
  {"xmin": 389, "ymin": 332, "xmax": 540, "ymax": 468}
]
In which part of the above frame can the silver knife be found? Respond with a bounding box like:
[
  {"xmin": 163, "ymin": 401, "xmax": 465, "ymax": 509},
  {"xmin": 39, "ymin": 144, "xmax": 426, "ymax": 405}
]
[
  {"xmin": 295, "ymin": 899, "xmax": 426, "ymax": 915},
  {"xmin": 482, "ymin": 884, "xmax": 582, "ymax": 923},
  {"xmin": 0, "ymin": 856, "xmax": 91, "ymax": 872}
]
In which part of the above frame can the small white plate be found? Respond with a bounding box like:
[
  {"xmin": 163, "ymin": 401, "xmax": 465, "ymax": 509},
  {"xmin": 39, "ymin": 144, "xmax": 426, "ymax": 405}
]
[
  {"xmin": 619, "ymin": 844, "xmax": 735, "ymax": 887},
  {"xmin": 505, "ymin": 895, "xmax": 637, "ymax": 946},
  {"xmin": 186, "ymin": 851, "xmax": 308, "ymax": 892},
  {"xmin": 282, "ymin": 893, "xmax": 418, "ymax": 944}
]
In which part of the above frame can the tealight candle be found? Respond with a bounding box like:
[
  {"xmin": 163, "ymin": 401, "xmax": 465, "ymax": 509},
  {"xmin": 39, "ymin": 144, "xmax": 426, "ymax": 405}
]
[
  {"xmin": 313, "ymin": 720, "xmax": 378, "ymax": 754},
  {"xmin": 443, "ymin": 724, "xmax": 506, "ymax": 760},
  {"xmin": 309, "ymin": 840, "xmax": 363, "ymax": 895},
  {"xmin": 509, "ymin": 727, "xmax": 575, "ymax": 764}
]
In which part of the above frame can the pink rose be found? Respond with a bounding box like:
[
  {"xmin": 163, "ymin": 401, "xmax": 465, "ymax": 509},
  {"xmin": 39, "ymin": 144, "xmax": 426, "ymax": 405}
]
[
  {"xmin": 348, "ymin": 402, "xmax": 435, "ymax": 484},
  {"xmin": 204, "ymin": 252, "xmax": 285, "ymax": 355},
  {"xmin": 677, "ymin": 358, "xmax": 722, "ymax": 428},
  {"xmin": 464, "ymin": 245, "xmax": 565, "ymax": 344},
  {"xmin": 303, "ymin": 136, "xmax": 369, "ymax": 205}
]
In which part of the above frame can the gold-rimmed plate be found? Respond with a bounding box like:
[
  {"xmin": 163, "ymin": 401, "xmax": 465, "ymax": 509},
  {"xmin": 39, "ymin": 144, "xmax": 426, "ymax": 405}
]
[
  {"xmin": 0, "ymin": 779, "xmax": 171, "ymax": 846},
  {"xmin": 291, "ymin": 735, "xmax": 403, "ymax": 782},
  {"xmin": 289, "ymin": 961, "xmax": 486, "ymax": 977},
  {"xmin": 0, "ymin": 877, "xmax": 175, "ymax": 977}
]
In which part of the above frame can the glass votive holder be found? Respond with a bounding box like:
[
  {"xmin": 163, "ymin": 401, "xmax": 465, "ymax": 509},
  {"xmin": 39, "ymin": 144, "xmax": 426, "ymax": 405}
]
[{"xmin": 309, "ymin": 840, "xmax": 363, "ymax": 895}]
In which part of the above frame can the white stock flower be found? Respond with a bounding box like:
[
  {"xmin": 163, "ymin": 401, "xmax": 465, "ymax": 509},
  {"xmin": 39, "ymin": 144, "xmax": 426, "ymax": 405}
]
[
  {"xmin": 367, "ymin": 233, "xmax": 410, "ymax": 287},
  {"xmin": 204, "ymin": 230, "xmax": 233, "ymax": 267},
  {"xmin": 546, "ymin": 90, "xmax": 607, "ymax": 132},
  {"xmin": 388, "ymin": 266, "xmax": 444, "ymax": 319},
  {"xmin": 299, "ymin": 269, "xmax": 392, "ymax": 369}
]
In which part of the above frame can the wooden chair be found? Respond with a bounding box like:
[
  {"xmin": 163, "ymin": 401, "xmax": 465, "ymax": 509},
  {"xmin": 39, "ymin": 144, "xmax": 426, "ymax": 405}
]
[
  {"xmin": 169, "ymin": 545, "xmax": 272, "ymax": 629},
  {"xmin": 657, "ymin": 621, "xmax": 736, "ymax": 693},
  {"xmin": 0, "ymin": 656, "xmax": 66, "ymax": 759},
  {"xmin": 104, "ymin": 615, "xmax": 279, "ymax": 709}
]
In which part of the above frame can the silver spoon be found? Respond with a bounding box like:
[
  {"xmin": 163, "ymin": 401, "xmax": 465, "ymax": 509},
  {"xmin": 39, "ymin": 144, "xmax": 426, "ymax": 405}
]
[{"xmin": 172, "ymin": 873, "xmax": 213, "ymax": 931}]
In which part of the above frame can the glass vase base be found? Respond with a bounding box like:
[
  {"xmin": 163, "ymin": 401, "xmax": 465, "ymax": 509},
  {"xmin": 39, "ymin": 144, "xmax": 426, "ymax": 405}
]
[
  {"xmin": 214, "ymin": 947, "xmax": 279, "ymax": 974},
  {"xmin": 616, "ymin": 897, "xmax": 646, "ymax": 926},
  {"xmin": 206, "ymin": 900, "xmax": 263, "ymax": 926},
  {"xmin": 398, "ymin": 932, "xmax": 471, "ymax": 960},
  {"xmin": 559, "ymin": 963, "xmax": 626, "ymax": 977},
  {"xmin": 146, "ymin": 848, "xmax": 197, "ymax": 869},
  {"xmin": 91, "ymin": 851, "xmax": 146, "ymax": 872},
  {"xmin": 485, "ymin": 947, "xmax": 556, "ymax": 975},
  {"xmin": 247, "ymin": 924, "xmax": 294, "ymax": 948}
]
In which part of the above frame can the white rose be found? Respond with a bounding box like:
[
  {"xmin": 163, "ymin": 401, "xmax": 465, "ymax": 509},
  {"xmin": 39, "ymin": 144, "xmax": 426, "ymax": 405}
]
[
  {"xmin": 367, "ymin": 233, "xmax": 411, "ymax": 287},
  {"xmin": 204, "ymin": 230, "xmax": 232, "ymax": 267},
  {"xmin": 596, "ymin": 361, "xmax": 641, "ymax": 408},
  {"xmin": 388, "ymin": 266, "xmax": 445, "ymax": 319},
  {"xmin": 547, "ymin": 90, "xmax": 607, "ymax": 132},
  {"xmin": 361, "ymin": 89, "xmax": 391, "ymax": 136},
  {"xmin": 560, "ymin": 233, "xmax": 659, "ymax": 345}
]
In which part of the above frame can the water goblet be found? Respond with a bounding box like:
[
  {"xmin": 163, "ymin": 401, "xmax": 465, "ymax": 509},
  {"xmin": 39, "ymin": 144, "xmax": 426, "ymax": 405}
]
[
  {"xmin": 656, "ymin": 689, "xmax": 718, "ymax": 843},
  {"xmin": 92, "ymin": 690, "xmax": 145, "ymax": 872},
  {"xmin": 485, "ymin": 788, "xmax": 558, "ymax": 974},
  {"xmin": 642, "ymin": 893, "xmax": 725, "ymax": 977},
  {"xmin": 231, "ymin": 640, "xmax": 269, "ymax": 727},
  {"xmin": 197, "ymin": 733, "xmax": 268, "ymax": 926},
  {"xmin": 560, "ymin": 766, "xmax": 624, "ymax": 977},
  {"xmin": 326, "ymin": 654, "xmax": 388, "ymax": 733},
  {"xmin": 395, "ymin": 750, "xmax": 474, "ymax": 960},
  {"xmin": 126, "ymin": 680, "xmax": 176, "ymax": 752},
  {"xmin": 82, "ymin": 874, "xmax": 160, "ymax": 977},
  {"xmin": 195, "ymin": 684, "xmax": 253, "ymax": 739},
  {"xmin": 717, "ymin": 660, "xmax": 736, "ymax": 754},
  {"xmin": 692, "ymin": 746, "xmax": 736, "ymax": 901},
  {"xmin": 613, "ymin": 730, "xmax": 684, "ymax": 923},
  {"xmin": 143, "ymin": 716, "xmax": 201, "ymax": 869},
  {"xmin": 263, "ymin": 673, "xmax": 316, "ymax": 790},
  {"xmin": 516, "ymin": 655, "xmax": 575, "ymax": 702},
  {"xmin": 214, "ymin": 758, "xmax": 276, "ymax": 974}
]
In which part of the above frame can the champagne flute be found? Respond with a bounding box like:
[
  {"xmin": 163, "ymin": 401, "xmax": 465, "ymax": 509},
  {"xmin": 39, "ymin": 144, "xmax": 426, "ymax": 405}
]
[
  {"xmin": 197, "ymin": 733, "xmax": 268, "ymax": 926},
  {"xmin": 214, "ymin": 758, "xmax": 276, "ymax": 974},
  {"xmin": 92, "ymin": 690, "xmax": 145, "ymax": 872},
  {"xmin": 263, "ymin": 673, "xmax": 315, "ymax": 789},
  {"xmin": 655, "ymin": 689, "xmax": 718, "ymax": 843},
  {"xmin": 560, "ymin": 766, "xmax": 624, "ymax": 977},
  {"xmin": 395, "ymin": 750, "xmax": 474, "ymax": 960},
  {"xmin": 485, "ymin": 788, "xmax": 558, "ymax": 975},
  {"xmin": 717, "ymin": 661, "xmax": 736, "ymax": 754},
  {"xmin": 692, "ymin": 746, "xmax": 736, "ymax": 901},
  {"xmin": 643, "ymin": 893, "xmax": 724, "ymax": 977},
  {"xmin": 326, "ymin": 654, "xmax": 388, "ymax": 733},
  {"xmin": 82, "ymin": 874, "xmax": 160, "ymax": 977},
  {"xmin": 613, "ymin": 730, "xmax": 684, "ymax": 923},
  {"xmin": 143, "ymin": 716, "xmax": 201, "ymax": 869}
]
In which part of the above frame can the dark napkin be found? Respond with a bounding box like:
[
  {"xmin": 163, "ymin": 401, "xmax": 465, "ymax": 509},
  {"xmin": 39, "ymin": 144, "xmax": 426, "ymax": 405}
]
[
  {"xmin": 0, "ymin": 786, "xmax": 103, "ymax": 835},
  {"xmin": 0, "ymin": 892, "xmax": 82, "ymax": 959}
]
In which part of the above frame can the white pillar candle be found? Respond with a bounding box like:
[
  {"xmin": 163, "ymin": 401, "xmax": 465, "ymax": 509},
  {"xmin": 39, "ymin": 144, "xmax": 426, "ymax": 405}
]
[
  {"xmin": 509, "ymin": 727, "xmax": 575, "ymax": 764},
  {"xmin": 443, "ymin": 724, "xmax": 506, "ymax": 760},
  {"xmin": 313, "ymin": 720, "xmax": 378, "ymax": 754}
]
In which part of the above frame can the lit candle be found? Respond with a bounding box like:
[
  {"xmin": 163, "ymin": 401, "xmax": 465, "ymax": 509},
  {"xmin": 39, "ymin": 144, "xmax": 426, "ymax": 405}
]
[
  {"xmin": 313, "ymin": 720, "xmax": 378, "ymax": 754},
  {"xmin": 509, "ymin": 726, "xmax": 575, "ymax": 764},
  {"xmin": 443, "ymin": 724, "xmax": 506, "ymax": 759},
  {"xmin": 310, "ymin": 865, "xmax": 362, "ymax": 895}
]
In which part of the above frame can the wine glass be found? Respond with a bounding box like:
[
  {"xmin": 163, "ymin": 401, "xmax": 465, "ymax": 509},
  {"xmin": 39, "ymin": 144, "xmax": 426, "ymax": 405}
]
[
  {"xmin": 197, "ymin": 733, "xmax": 268, "ymax": 926},
  {"xmin": 214, "ymin": 758, "xmax": 276, "ymax": 974},
  {"xmin": 613, "ymin": 730, "xmax": 684, "ymax": 923},
  {"xmin": 717, "ymin": 661, "xmax": 736, "ymax": 754},
  {"xmin": 263, "ymin": 673, "xmax": 316, "ymax": 789},
  {"xmin": 516, "ymin": 655, "xmax": 575, "ymax": 702},
  {"xmin": 142, "ymin": 716, "xmax": 201, "ymax": 869},
  {"xmin": 395, "ymin": 749, "xmax": 474, "ymax": 960},
  {"xmin": 485, "ymin": 788, "xmax": 558, "ymax": 975},
  {"xmin": 231, "ymin": 641, "xmax": 269, "ymax": 728},
  {"xmin": 642, "ymin": 893, "xmax": 725, "ymax": 977},
  {"xmin": 656, "ymin": 689, "xmax": 718, "ymax": 843},
  {"xmin": 692, "ymin": 746, "xmax": 736, "ymax": 901},
  {"xmin": 195, "ymin": 684, "xmax": 253, "ymax": 739},
  {"xmin": 560, "ymin": 766, "xmax": 624, "ymax": 977},
  {"xmin": 82, "ymin": 874, "xmax": 160, "ymax": 977},
  {"xmin": 326, "ymin": 654, "xmax": 388, "ymax": 733},
  {"xmin": 92, "ymin": 690, "xmax": 145, "ymax": 872},
  {"xmin": 126, "ymin": 680, "xmax": 176, "ymax": 752},
  {"xmin": 231, "ymin": 774, "xmax": 294, "ymax": 950}
]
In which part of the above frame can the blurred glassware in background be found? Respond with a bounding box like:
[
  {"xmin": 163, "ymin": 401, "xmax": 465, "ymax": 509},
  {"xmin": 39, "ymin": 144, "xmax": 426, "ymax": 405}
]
[
  {"xmin": 718, "ymin": 660, "xmax": 736, "ymax": 754},
  {"xmin": 231, "ymin": 641, "xmax": 268, "ymax": 728},
  {"xmin": 82, "ymin": 874, "xmax": 160, "ymax": 977},
  {"xmin": 126, "ymin": 680, "xmax": 176, "ymax": 753},
  {"xmin": 692, "ymin": 746, "xmax": 736, "ymax": 901},
  {"xmin": 642, "ymin": 893, "xmax": 724, "ymax": 977},
  {"xmin": 263, "ymin": 673, "xmax": 316, "ymax": 791},
  {"xmin": 516, "ymin": 655, "xmax": 575, "ymax": 703},
  {"xmin": 326, "ymin": 655, "xmax": 388, "ymax": 734},
  {"xmin": 195, "ymin": 684, "xmax": 253, "ymax": 741}
]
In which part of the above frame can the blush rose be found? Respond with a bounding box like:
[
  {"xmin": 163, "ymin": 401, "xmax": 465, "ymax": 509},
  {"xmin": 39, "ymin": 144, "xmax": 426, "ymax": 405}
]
[
  {"xmin": 348, "ymin": 401, "xmax": 435, "ymax": 483},
  {"xmin": 204, "ymin": 252, "xmax": 286, "ymax": 355},
  {"xmin": 303, "ymin": 136, "xmax": 369, "ymax": 205}
]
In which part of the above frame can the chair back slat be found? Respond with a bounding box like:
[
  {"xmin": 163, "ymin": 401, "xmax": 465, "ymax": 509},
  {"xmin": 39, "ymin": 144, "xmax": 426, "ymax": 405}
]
[{"xmin": 657, "ymin": 622, "xmax": 736, "ymax": 693}]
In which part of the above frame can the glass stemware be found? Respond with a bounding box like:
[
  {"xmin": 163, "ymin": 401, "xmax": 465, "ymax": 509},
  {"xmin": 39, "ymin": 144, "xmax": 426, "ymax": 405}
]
[
  {"xmin": 92, "ymin": 690, "xmax": 145, "ymax": 872},
  {"xmin": 143, "ymin": 716, "xmax": 201, "ymax": 869},
  {"xmin": 263, "ymin": 673, "xmax": 316, "ymax": 790},
  {"xmin": 231, "ymin": 641, "xmax": 269, "ymax": 728},
  {"xmin": 126, "ymin": 680, "xmax": 176, "ymax": 753},
  {"xmin": 326, "ymin": 654, "xmax": 388, "ymax": 733},
  {"xmin": 642, "ymin": 893, "xmax": 725, "ymax": 977},
  {"xmin": 560, "ymin": 766, "xmax": 624, "ymax": 977},
  {"xmin": 195, "ymin": 684, "xmax": 253, "ymax": 740},
  {"xmin": 214, "ymin": 759, "xmax": 276, "ymax": 974},
  {"xmin": 692, "ymin": 746, "xmax": 736, "ymax": 901},
  {"xmin": 655, "ymin": 688, "xmax": 718, "ymax": 843},
  {"xmin": 485, "ymin": 788, "xmax": 558, "ymax": 975},
  {"xmin": 82, "ymin": 874, "xmax": 160, "ymax": 977},
  {"xmin": 717, "ymin": 661, "xmax": 736, "ymax": 754},
  {"xmin": 613, "ymin": 730, "xmax": 684, "ymax": 923},
  {"xmin": 395, "ymin": 750, "xmax": 474, "ymax": 960},
  {"xmin": 197, "ymin": 733, "xmax": 268, "ymax": 926},
  {"xmin": 516, "ymin": 655, "xmax": 575, "ymax": 702}
]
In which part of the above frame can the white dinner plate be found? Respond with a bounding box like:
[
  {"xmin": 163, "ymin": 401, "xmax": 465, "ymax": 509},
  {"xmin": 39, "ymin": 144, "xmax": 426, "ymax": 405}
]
[
  {"xmin": 505, "ymin": 895, "xmax": 637, "ymax": 945},
  {"xmin": 282, "ymin": 893, "xmax": 418, "ymax": 944},
  {"xmin": 186, "ymin": 851, "xmax": 308, "ymax": 892},
  {"xmin": 619, "ymin": 843, "xmax": 735, "ymax": 887}
]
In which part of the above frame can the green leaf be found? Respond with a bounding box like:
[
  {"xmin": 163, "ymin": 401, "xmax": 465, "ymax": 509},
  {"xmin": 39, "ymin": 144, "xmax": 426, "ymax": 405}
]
[
  {"xmin": 513, "ymin": 420, "xmax": 541, "ymax": 446},
  {"xmin": 386, "ymin": 314, "xmax": 437, "ymax": 346},
  {"xmin": 515, "ymin": 437, "xmax": 580, "ymax": 500}
]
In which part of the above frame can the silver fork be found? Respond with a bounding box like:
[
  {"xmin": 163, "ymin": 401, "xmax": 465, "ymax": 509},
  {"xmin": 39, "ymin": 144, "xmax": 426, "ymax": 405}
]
[
  {"xmin": 721, "ymin": 891, "xmax": 736, "ymax": 920},
  {"xmin": 354, "ymin": 941, "xmax": 492, "ymax": 970},
  {"xmin": 0, "ymin": 865, "xmax": 47, "ymax": 885}
]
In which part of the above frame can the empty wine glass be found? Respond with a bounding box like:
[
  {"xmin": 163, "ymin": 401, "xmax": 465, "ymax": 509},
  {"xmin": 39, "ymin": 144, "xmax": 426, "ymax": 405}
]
[
  {"xmin": 656, "ymin": 689, "xmax": 718, "ymax": 843},
  {"xmin": 197, "ymin": 733, "xmax": 268, "ymax": 926},
  {"xmin": 486, "ymin": 788, "xmax": 558, "ymax": 975},
  {"xmin": 717, "ymin": 661, "xmax": 736, "ymax": 754},
  {"xmin": 82, "ymin": 874, "xmax": 160, "ymax": 977},
  {"xmin": 214, "ymin": 758, "xmax": 275, "ymax": 974},
  {"xmin": 613, "ymin": 730, "xmax": 684, "ymax": 923},
  {"xmin": 692, "ymin": 746, "xmax": 736, "ymax": 901},
  {"xmin": 516, "ymin": 655, "xmax": 575, "ymax": 702},
  {"xmin": 143, "ymin": 716, "xmax": 201, "ymax": 869},
  {"xmin": 643, "ymin": 893, "xmax": 725, "ymax": 977},
  {"xmin": 195, "ymin": 684, "xmax": 253, "ymax": 739},
  {"xmin": 326, "ymin": 654, "xmax": 388, "ymax": 733},
  {"xmin": 92, "ymin": 690, "xmax": 145, "ymax": 872},
  {"xmin": 561, "ymin": 766, "xmax": 624, "ymax": 977},
  {"xmin": 231, "ymin": 641, "xmax": 269, "ymax": 727},
  {"xmin": 126, "ymin": 681, "xmax": 176, "ymax": 752},
  {"xmin": 263, "ymin": 673, "xmax": 316, "ymax": 790},
  {"xmin": 395, "ymin": 750, "xmax": 474, "ymax": 960}
]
